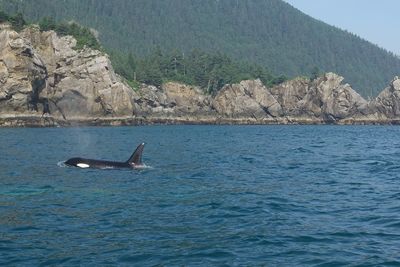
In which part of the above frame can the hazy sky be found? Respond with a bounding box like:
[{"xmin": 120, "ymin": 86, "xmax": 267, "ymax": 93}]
[{"xmin": 283, "ymin": 0, "xmax": 400, "ymax": 56}]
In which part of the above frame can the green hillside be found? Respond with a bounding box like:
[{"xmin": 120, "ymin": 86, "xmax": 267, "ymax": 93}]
[{"xmin": 1, "ymin": 0, "xmax": 399, "ymax": 96}]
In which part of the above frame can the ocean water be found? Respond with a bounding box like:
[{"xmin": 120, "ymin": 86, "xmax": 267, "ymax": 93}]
[{"xmin": 1, "ymin": 125, "xmax": 400, "ymax": 266}]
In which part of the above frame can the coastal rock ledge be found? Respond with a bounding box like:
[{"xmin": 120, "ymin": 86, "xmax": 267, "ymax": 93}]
[{"xmin": 0, "ymin": 24, "xmax": 399, "ymax": 126}]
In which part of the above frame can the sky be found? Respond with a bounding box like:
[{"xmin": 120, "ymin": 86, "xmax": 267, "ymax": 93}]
[{"xmin": 283, "ymin": 0, "xmax": 400, "ymax": 56}]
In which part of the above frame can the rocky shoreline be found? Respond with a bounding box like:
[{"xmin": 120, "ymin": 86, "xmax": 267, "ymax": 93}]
[
  {"xmin": 3, "ymin": 113, "xmax": 400, "ymax": 128},
  {"xmin": 1, "ymin": 24, "xmax": 400, "ymax": 127}
]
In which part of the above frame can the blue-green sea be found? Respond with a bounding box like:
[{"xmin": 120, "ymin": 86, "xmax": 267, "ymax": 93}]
[{"xmin": 1, "ymin": 125, "xmax": 400, "ymax": 266}]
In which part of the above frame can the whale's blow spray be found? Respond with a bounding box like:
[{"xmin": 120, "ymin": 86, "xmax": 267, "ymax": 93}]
[{"xmin": 71, "ymin": 127, "xmax": 94, "ymax": 155}]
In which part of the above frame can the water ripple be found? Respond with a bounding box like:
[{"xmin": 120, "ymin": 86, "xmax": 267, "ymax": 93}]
[{"xmin": 1, "ymin": 125, "xmax": 400, "ymax": 265}]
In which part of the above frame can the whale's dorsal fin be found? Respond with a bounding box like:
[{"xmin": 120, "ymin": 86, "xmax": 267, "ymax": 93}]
[{"xmin": 127, "ymin": 143, "xmax": 145, "ymax": 166}]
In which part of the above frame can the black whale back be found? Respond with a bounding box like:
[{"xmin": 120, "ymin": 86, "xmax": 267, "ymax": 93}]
[{"xmin": 65, "ymin": 143, "xmax": 145, "ymax": 169}]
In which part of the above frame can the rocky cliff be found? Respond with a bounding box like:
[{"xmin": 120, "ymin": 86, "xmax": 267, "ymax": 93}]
[
  {"xmin": 0, "ymin": 24, "xmax": 135, "ymax": 126},
  {"xmin": 0, "ymin": 24, "xmax": 47, "ymax": 114},
  {"xmin": 1, "ymin": 24, "xmax": 400, "ymax": 126}
]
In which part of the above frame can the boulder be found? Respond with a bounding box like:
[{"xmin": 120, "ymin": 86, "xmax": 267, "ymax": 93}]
[
  {"xmin": 134, "ymin": 84, "xmax": 171, "ymax": 115},
  {"xmin": 213, "ymin": 79, "xmax": 282, "ymax": 118},
  {"xmin": 370, "ymin": 77, "xmax": 400, "ymax": 118},
  {"xmin": 303, "ymin": 73, "xmax": 368, "ymax": 120}
]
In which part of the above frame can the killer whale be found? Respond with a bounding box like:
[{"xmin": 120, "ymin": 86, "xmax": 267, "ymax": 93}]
[{"xmin": 65, "ymin": 143, "xmax": 145, "ymax": 169}]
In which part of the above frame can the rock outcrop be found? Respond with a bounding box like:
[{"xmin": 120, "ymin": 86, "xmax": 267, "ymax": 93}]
[
  {"xmin": 1, "ymin": 24, "xmax": 400, "ymax": 126},
  {"xmin": 162, "ymin": 82, "xmax": 211, "ymax": 114},
  {"xmin": 213, "ymin": 79, "xmax": 282, "ymax": 119},
  {"xmin": 133, "ymin": 82, "xmax": 212, "ymax": 118},
  {"xmin": 1, "ymin": 24, "xmax": 135, "ymax": 123},
  {"xmin": 370, "ymin": 77, "xmax": 400, "ymax": 119},
  {"xmin": 0, "ymin": 24, "xmax": 47, "ymax": 114},
  {"xmin": 270, "ymin": 77, "xmax": 309, "ymax": 116},
  {"xmin": 269, "ymin": 73, "xmax": 369, "ymax": 121}
]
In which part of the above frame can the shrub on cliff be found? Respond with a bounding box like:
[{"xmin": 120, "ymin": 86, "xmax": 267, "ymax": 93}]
[
  {"xmin": 0, "ymin": 9, "xmax": 26, "ymax": 31},
  {"xmin": 38, "ymin": 16, "xmax": 56, "ymax": 31},
  {"xmin": 39, "ymin": 17, "xmax": 101, "ymax": 51}
]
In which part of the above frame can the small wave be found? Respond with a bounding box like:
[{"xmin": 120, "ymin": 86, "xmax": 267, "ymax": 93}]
[
  {"xmin": 291, "ymin": 147, "xmax": 313, "ymax": 154},
  {"xmin": 100, "ymin": 166, "xmax": 115, "ymax": 170},
  {"xmin": 136, "ymin": 164, "xmax": 153, "ymax": 170},
  {"xmin": 0, "ymin": 187, "xmax": 52, "ymax": 196},
  {"xmin": 384, "ymin": 221, "xmax": 400, "ymax": 228},
  {"xmin": 57, "ymin": 161, "xmax": 67, "ymax": 168},
  {"xmin": 12, "ymin": 226, "xmax": 40, "ymax": 232}
]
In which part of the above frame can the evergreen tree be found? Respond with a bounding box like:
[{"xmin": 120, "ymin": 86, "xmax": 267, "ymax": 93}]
[
  {"xmin": 38, "ymin": 16, "xmax": 56, "ymax": 31},
  {"xmin": 9, "ymin": 12, "xmax": 26, "ymax": 31},
  {"xmin": 0, "ymin": 9, "xmax": 10, "ymax": 22},
  {"xmin": 310, "ymin": 66, "xmax": 320, "ymax": 81}
]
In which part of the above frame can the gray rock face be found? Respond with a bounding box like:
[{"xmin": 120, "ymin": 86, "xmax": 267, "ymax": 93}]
[
  {"xmin": 134, "ymin": 84, "xmax": 171, "ymax": 115},
  {"xmin": 1, "ymin": 25, "xmax": 135, "ymax": 120},
  {"xmin": 370, "ymin": 77, "xmax": 400, "ymax": 118},
  {"xmin": 0, "ymin": 25, "xmax": 47, "ymax": 113},
  {"xmin": 213, "ymin": 79, "xmax": 282, "ymax": 118},
  {"xmin": 303, "ymin": 73, "xmax": 368, "ymax": 120},
  {"xmin": 322, "ymin": 81, "xmax": 369, "ymax": 121},
  {"xmin": 134, "ymin": 82, "xmax": 212, "ymax": 116},
  {"xmin": 270, "ymin": 77, "xmax": 309, "ymax": 116},
  {"xmin": 270, "ymin": 73, "xmax": 368, "ymax": 121},
  {"xmin": 162, "ymin": 82, "xmax": 211, "ymax": 114}
]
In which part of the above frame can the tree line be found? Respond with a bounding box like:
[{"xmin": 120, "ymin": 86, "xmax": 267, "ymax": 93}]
[{"xmin": 110, "ymin": 48, "xmax": 287, "ymax": 93}]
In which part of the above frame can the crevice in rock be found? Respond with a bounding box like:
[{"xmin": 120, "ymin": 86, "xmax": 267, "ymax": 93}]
[
  {"xmin": 48, "ymin": 99, "xmax": 67, "ymax": 120},
  {"xmin": 28, "ymin": 78, "xmax": 46, "ymax": 111},
  {"xmin": 261, "ymin": 106, "xmax": 275, "ymax": 118},
  {"xmin": 0, "ymin": 93, "xmax": 12, "ymax": 102},
  {"xmin": 70, "ymin": 89, "xmax": 87, "ymax": 99},
  {"xmin": 20, "ymin": 47, "xmax": 33, "ymax": 57}
]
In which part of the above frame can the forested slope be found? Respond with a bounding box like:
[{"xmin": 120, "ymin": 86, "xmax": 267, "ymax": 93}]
[{"xmin": 2, "ymin": 0, "xmax": 399, "ymax": 96}]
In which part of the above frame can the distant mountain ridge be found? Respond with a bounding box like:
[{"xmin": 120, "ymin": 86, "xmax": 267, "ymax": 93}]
[{"xmin": 1, "ymin": 0, "xmax": 399, "ymax": 97}]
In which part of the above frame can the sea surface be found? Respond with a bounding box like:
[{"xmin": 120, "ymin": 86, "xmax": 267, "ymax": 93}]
[{"xmin": 1, "ymin": 125, "xmax": 400, "ymax": 266}]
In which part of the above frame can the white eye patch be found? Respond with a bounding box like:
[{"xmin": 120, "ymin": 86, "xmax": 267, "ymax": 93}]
[{"xmin": 77, "ymin": 163, "xmax": 90, "ymax": 168}]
